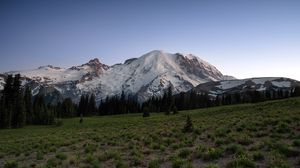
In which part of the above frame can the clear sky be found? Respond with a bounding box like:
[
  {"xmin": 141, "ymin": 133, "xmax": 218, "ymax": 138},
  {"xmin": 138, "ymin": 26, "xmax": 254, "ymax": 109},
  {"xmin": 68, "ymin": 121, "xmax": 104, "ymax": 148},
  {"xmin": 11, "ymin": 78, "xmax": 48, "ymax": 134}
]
[{"xmin": 0, "ymin": 0, "xmax": 299, "ymax": 80}]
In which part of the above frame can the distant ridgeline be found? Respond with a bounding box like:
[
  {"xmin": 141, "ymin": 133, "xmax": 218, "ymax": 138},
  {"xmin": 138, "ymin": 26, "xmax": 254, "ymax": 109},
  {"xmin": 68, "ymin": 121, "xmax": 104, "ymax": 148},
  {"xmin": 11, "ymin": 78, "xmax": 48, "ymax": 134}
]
[{"xmin": 1, "ymin": 74, "xmax": 300, "ymax": 129}]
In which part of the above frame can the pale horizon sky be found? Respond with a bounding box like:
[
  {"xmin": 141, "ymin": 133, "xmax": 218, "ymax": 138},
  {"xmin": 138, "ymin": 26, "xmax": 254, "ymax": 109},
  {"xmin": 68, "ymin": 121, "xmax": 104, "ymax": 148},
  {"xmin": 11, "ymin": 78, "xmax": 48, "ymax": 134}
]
[{"xmin": 0, "ymin": 0, "xmax": 299, "ymax": 80}]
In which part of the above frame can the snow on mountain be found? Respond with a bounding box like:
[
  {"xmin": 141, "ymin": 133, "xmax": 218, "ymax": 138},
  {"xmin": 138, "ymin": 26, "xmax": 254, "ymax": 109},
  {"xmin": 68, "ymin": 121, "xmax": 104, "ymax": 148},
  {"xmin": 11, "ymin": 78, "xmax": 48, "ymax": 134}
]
[
  {"xmin": 0, "ymin": 50, "xmax": 223, "ymax": 102},
  {"xmin": 76, "ymin": 50, "xmax": 223, "ymax": 101},
  {"xmin": 1, "ymin": 50, "xmax": 299, "ymax": 103},
  {"xmin": 6, "ymin": 58, "xmax": 109, "ymax": 84},
  {"xmin": 0, "ymin": 76, "xmax": 4, "ymax": 90},
  {"xmin": 221, "ymin": 75, "xmax": 237, "ymax": 81},
  {"xmin": 194, "ymin": 77, "xmax": 300, "ymax": 96}
]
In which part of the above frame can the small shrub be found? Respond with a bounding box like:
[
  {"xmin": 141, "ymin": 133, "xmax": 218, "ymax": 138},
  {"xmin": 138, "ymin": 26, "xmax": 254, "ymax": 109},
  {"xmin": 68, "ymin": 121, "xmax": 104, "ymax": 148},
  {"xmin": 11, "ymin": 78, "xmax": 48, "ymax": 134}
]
[
  {"xmin": 252, "ymin": 151, "xmax": 264, "ymax": 161},
  {"xmin": 268, "ymin": 153, "xmax": 290, "ymax": 168},
  {"xmin": 201, "ymin": 147, "xmax": 223, "ymax": 161},
  {"xmin": 178, "ymin": 148, "xmax": 192, "ymax": 159},
  {"xmin": 293, "ymin": 140, "xmax": 300, "ymax": 147},
  {"xmin": 276, "ymin": 122, "xmax": 290, "ymax": 133},
  {"xmin": 54, "ymin": 119, "xmax": 63, "ymax": 127},
  {"xmin": 85, "ymin": 154, "xmax": 100, "ymax": 167},
  {"xmin": 171, "ymin": 157, "xmax": 188, "ymax": 168},
  {"xmin": 215, "ymin": 138, "xmax": 230, "ymax": 146},
  {"xmin": 225, "ymin": 144, "xmax": 245, "ymax": 155},
  {"xmin": 36, "ymin": 151, "xmax": 44, "ymax": 160},
  {"xmin": 236, "ymin": 135, "xmax": 253, "ymax": 146},
  {"xmin": 114, "ymin": 159, "xmax": 128, "ymax": 168},
  {"xmin": 226, "ymin": 156, "xmax": 255, "ymax": 168},
  {"xmin": 4, "ymin": 160, "xmax": 18, "ymax": 168},
  {"xmin": 99, "ymin": 150, "xmax": 121, "ymax": 161},
  {"xmin": 49, "ymin": 146, "xmax": 57, "ymax": 153},
  {"xmin": 85, "ymin": 143, "xmax": 97, "ymax": 153},
  {"xmin": 205, "ymin": 164, "xmax": 219, "ymax": 168},
  {"xmin": 148, "ymin": 159, "xmax": 161, "ymax": 168},
  {"xmin": 55, "ymin": 152, "xmax": 67, "ymax": 160},
  {"xmin": 130, "ymin": 156, "xmax": 142, "ymax": 166},
  {"xmin": 193, "ymin": 128, "xmax": 202, "ymax": 135},
  {"xmin": 275, "ymin": 143, "xmax": 300, "ymax": 157},
  {"xmin": 46, "ymin": 158, "xmax": 60, "ymax": 167},
  {"xmin": 215, "ymin": 128, "xmax": 229, "ymax": 137}
]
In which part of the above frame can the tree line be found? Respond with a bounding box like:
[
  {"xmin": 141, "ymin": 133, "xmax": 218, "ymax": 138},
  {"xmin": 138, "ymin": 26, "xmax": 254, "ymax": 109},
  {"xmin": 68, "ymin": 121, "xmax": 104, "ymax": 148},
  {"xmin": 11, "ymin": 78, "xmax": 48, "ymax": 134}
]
[
  {"xmin": 142, "ymin": 86, "xmax": 300, "ymax": 113},
  {"xmin": 0, "ymin": 74, "xmax": 55, "ymax": 128},
  {"xmin": 1, "ymin": 74, "xmax": 300, "ymax": 129}
]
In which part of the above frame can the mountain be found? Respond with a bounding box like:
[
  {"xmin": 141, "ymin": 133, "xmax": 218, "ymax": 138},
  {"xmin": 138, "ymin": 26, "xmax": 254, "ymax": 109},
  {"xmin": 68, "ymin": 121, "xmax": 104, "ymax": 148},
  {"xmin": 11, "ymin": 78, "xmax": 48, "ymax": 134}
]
[
  {"xmin": 76, "ymin": 50, "xmax": 223, "ymax": 101},
  {"xmin": 0, "ymin": 50, "xmax": 224, "ymax": 103},
  {"xmin": 193, "ymin": 77, "xmax": 300, "ymax": 96}
]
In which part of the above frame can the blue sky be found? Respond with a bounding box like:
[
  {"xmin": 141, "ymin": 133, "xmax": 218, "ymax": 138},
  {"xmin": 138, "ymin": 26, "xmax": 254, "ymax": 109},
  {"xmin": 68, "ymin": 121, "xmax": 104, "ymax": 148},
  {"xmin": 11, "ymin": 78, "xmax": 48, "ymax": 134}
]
[{"xmin": 0, "ymin": 0, "xmax": 299, "ymax": 80}]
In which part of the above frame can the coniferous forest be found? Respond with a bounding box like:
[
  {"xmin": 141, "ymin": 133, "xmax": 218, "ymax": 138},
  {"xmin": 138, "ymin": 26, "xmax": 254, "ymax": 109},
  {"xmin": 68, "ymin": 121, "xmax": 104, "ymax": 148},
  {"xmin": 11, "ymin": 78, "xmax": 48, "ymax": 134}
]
[{"xmin": 1, "ymin": 74, "xmax": 300, "ymax": 129}]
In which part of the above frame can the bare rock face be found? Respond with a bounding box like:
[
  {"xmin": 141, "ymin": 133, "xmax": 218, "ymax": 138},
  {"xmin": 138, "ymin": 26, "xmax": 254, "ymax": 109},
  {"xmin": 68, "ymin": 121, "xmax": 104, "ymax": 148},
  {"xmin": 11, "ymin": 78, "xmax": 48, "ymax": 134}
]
[
  {"xmin": 175, "ymin": 53, "xmax": 223, "ymax": 81},
  {"xmin": 84, "ymin": 58, "xmax": 110, "ymax": 76},
  {"xmin": 78, "ymin": 58, "xmax": 110, "ymax": 82}
]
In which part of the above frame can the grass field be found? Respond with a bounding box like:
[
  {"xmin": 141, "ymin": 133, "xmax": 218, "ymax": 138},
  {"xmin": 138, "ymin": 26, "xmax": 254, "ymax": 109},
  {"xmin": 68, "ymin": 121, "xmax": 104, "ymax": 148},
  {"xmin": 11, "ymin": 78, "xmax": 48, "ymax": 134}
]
[{"xmin": 1, "ymin": 98, "xmax": 300, "ymax": 168}]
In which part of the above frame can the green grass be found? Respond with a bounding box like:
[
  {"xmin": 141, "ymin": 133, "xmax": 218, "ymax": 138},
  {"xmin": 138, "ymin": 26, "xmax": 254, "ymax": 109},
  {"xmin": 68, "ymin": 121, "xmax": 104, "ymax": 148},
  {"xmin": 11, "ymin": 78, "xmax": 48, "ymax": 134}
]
[{"xmin": 1, "ymin": 97, "xmax": 300, "ymax": 167}]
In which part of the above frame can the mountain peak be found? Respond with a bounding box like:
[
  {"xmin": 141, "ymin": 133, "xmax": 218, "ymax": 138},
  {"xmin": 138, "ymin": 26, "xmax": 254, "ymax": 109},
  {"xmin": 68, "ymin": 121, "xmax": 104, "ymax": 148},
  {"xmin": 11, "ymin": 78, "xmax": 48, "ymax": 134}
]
[
  {"xmin": 143, "ymin": 50, "xmax": 167, "ymax": 57},
  {"xmin": 88, "ymin": 58, "xmax": 101, "ymax": 65}
]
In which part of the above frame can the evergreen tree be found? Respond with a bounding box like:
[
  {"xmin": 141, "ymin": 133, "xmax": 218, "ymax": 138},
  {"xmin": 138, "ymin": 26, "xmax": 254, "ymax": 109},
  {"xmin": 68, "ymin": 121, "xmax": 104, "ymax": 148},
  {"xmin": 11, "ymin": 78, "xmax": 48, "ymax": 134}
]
[
  {"xmin": 60, "ymin": 98, "xmax": 75, "ymax": 118},
  {"xmin": 12, "ymin": 74, "xmax": 25, "ymax": 128},
  {"xmin": 183, "ymin": 115, "xmax": 194, "ymax": 133},
  {"xmin": 24, "ymin": 87, "xmax": 33, "ymax": 124},
  {"xmin": 0, "ymin": 92, "xmax": 4, "ymax": 128},
  {"xmin": 292, "ymin": 86, "xmax": 300, "ymax": 97},
  {"xmin": 33, "ymin": 94, "xmax": 54, "ymax": 125},
  {"xmin": 2, "ymin": 75, "xmax": 13, "ymax": 128},
  {"xmin": 167, "ymin": 86, "xmax": 173, "ymax": 109},
  {"xmin": 84, "ymin": 95, "xmax": 89, "ymax": 116},
  {"xmin": 142, "ymin": 107, "xmax": 150, "ymax": 117},
  {"xmin": 78, "ymin": 95, "xmax": 85, "ymax": 117},
  {"xmin": 173, "ymin": 106, "xmax": 178, "ymax": 114},
  {"xmin": 88, "ymin": 94, "xmax": 96, "ymax": 115}
]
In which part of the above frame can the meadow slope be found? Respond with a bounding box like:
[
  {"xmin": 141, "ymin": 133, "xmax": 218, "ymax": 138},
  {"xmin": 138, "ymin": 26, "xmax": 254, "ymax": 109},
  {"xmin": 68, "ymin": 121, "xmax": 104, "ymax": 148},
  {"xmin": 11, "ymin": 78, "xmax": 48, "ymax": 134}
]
[{"xmin": 1, "ymin": 98, "xmax": 300, "ymax": 168}]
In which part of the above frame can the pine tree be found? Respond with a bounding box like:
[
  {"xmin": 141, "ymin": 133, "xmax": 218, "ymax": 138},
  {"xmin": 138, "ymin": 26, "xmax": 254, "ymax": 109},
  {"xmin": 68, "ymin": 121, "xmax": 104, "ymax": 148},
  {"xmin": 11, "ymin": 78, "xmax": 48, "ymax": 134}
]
[
  {"xmin": 84, "ymin": 95, "xmax": 89, "ymax": 116},
  {"xmin": 183, "ymin": 115, "xmax": 194, "ymax": 133},
  {"xmin": 60, "ymin": 98, "xmax": 75, "ymax": 118},
  {"xmin": 33, "ymin": 94, "xmax": 53, "ymax": 125},
  {"xmin": 173, "ymin": 106, "xmax": 178, "ymax": 114},
  {"xmin": 24, "ymin": 87, "xmax": 33, "ymax": 124},
  {"xmin": 78, "ymin": 95, "xmax": 85, "ymax": 117},
  {"xmin": 12, "ymin": 74, "xmax": 25, "ymax": 128},
  {"xmin": 0, "ymin": 92, "xmax": 4, "ymax": 128},
  {"xmin": 292, "ymin": 86, "xmax": 300, "ymax": 97},
  {"xmin": 88, "ymin": 94, "xmax": 96, "ymax": 115},
  {"xmin": 142, "ymin": 107, "xmax": 150, "ymax": 117},
  {"xmin": 3, "ymin": 75, "xmax": 13, "ymax": 128}
]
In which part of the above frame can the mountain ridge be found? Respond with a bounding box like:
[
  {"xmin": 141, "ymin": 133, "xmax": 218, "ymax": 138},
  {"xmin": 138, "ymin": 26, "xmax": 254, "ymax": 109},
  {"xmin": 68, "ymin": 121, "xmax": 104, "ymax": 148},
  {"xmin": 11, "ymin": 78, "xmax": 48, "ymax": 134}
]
[{"xmin": 0, "ymin": 50, "xmax": 299, "ymax": 103}]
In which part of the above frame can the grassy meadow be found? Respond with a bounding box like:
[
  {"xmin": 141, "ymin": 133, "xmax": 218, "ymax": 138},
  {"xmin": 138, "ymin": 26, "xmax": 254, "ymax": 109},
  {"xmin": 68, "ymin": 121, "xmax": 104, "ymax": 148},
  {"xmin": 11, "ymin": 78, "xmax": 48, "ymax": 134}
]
[{"xmin": 1, "ymin": 97, "xmax": 300, "ymax": 168}]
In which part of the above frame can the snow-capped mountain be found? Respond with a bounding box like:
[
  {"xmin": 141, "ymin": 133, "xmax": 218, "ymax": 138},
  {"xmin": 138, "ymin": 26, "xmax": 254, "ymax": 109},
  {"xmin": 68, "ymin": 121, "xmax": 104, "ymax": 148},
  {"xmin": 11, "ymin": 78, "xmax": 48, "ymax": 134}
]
[
  {"xmin": 6, "ymin": 58, "xmax": 109, "ymax": 84},
  {"xmin": 0, "ymin": 50, "xmax": 224, "ymax": 103},
  {"xmin": 76, "ymin": 50, "xmax": 223, "ymax": 101},
  {"xmin": 194, "ymin": 77, "xmax": 300, "ymax": 96}
]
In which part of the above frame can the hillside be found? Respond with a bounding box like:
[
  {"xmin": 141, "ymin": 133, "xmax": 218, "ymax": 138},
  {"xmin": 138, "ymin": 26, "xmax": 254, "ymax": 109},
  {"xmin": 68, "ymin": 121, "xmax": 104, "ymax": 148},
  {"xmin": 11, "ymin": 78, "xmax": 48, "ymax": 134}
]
[{"xmin": 1, "ymin": 97, "xmax": 300, "ymax": 167}]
